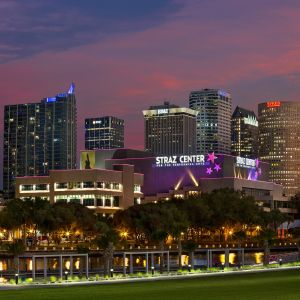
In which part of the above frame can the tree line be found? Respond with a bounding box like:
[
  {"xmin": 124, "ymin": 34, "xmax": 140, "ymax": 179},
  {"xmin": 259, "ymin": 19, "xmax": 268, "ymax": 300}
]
[{"xmin": 0, "ymin": 188, "xmax": 295, "ymax": 273}]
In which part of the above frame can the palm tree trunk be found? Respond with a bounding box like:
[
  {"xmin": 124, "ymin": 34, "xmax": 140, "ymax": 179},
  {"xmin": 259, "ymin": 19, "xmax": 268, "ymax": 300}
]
[{"xmin": 178, "ymin": 238, "xmax": 182, "ymax": 269}]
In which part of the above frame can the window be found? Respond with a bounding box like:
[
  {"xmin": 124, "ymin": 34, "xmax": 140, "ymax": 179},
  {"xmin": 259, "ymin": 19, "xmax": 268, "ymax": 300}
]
[
  {"xmin": 112, "ymin": 183, "xmax": 120, "ymax": 190},
  {"xmin": 113, "ymin": 196, "xmax": 120, "ymax": 207},
  {"xmin": 134, "ymin": 198, "xmax": 141, "ymax": 205},
  {"xmin": 134, "ymin": 185, "xmax": 141, "ymax": 192},
  {"xmin": 21, "ymin": 185, "xmax": 34, "ymax": 191},
  {"xmin": 105, "ymin": 198, "xmax": 111, "ymax": 207},
  {"xmin": 83, "ymin": 181, "xmax": 94, "ymax": 188},
  {"xmin": 96, "ymin": 198, "xmax": 104, "ymax": 207},
  {"xmin": 55, "ymin": 195, "xmax": 67, "ymax": 203},
  {"xmin": 69, "ymin": 198, "xmax": 81, "ymax": 204},
  {"xmin": 83, "ymin": 198, "xmax": 94, "ymax": 206},
  {"xmin": 35, "ymin": 184, "xmax": 48, "ymax": 191},
  {"xmin": 56, "ymin": 183, "xmax": 68, "ymax": 190},
  {"xmin": 97, "ymin": 182, "xmax": 105, "ymax": 189},
  {"xmin": 68, "ymin": 182, "xmax": 81, "ymax": 189}
]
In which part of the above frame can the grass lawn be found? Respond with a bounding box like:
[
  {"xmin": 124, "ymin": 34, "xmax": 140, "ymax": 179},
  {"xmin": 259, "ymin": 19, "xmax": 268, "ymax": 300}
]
[{"xmin": 1, "ymin": 270, "xmax": 300, "ymax": 300}]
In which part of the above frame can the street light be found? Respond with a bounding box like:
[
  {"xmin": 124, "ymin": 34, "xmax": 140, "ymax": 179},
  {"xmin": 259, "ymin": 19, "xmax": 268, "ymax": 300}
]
[
  {"xmin": 221, "ymin": 263, "xmax": 225, "ymax": 271},
  {"xmin": 151, "ymin": 266, "xmax": 155, "ymax": 276},
  {"xmin": 64, "ymin": 271, "xmax": 68, "ymax": 281},
  {"xmin": 188, "ymin": 264, "xmax": 191, "ymax": 272},
  {"xmin": 110, "ymin": 268, "xmax": 114, "ymax": 278},
  {"xmin": 15, "ymin": 273, "xmax": 19, "ymax": 285},
  {"xmin": 279, "ymin": 258, "xmax": 283, "ymax": 266}
]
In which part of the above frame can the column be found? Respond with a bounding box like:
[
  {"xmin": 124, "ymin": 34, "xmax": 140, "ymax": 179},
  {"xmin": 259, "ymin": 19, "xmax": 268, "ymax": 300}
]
[
  {"xmin": 59, "ymin": 255, "xmax": 63, "ymax": 279},
  {"xmin": 151, "ymin": 253, "xmax": 154, "ymax": 268},
  {"xmin": 70, "ymin": 256, "xmax": 73, "ymax": 277},
  {"xmin": 43, "ymin": 257, "xmax": 47, "ymax": 279},
  {"xmin": 86, "ymin": 255, "xmax": 89, "ymax": 278},
  {"xmin": 123, "ymin": 253, "xmax": 126, "ymax": 275},
  {"xmin": 242, "ymin": 249, "xmax": 245, "ymax": 266},
  {"xmin": 167, "ymin": 252, "xmax": 170, "ymax": 273},
  {"xmin": 225, "ymin": 250, "xmax": 230, "ymax": 268},
  {"xmin": 191, "ymin": 252, "xmax": 195, "ymax": 269},
  {"xmin": 129, "ymin": 254, "xmax": 133, "ymax": 274},
  {"xmin": 32, "ymin": 257, "xmax": 36, "ymax": 280},
  {"xmin": 145, "ymin": 253, "xmax": 149, "ymax": 274},
  {"xmin": 206, "ymin": 250, "xmax": 210, "ymax": 268}
]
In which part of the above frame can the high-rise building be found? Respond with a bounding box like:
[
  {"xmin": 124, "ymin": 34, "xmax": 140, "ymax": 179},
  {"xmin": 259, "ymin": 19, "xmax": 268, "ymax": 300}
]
[
  {"xmin": 143, "ymin": 102, "xmax": 197, "ymax": 156},
  {"xmin": 3, "ymin": 83, "xmax": 77, "ymax": 199},
  {"xmin": 258, "ymin": 101, "xmax": 300, "ymax": 197},
  {"xmin": 85, "ymin": 116, "xmax": 124, "ymax": 150},
  {"xmin": 231, "ymin": 106, "xmax": 258, "ymax": 158},
  {"xmin": 189, "ymin": 89, "xmax": 232, "ymax": 154}
]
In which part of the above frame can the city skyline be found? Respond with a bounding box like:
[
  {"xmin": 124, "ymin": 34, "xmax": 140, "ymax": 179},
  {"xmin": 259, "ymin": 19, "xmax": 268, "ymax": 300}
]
[{"xmin": 1, "ymin": 0, "xmax": 300, "ymax": 153}]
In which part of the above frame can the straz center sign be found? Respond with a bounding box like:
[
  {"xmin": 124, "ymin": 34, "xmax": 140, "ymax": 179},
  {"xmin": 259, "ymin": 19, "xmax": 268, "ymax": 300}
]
[{"xmin": 155, "ymin": 155, "xmax": 205, "ymax": 167}]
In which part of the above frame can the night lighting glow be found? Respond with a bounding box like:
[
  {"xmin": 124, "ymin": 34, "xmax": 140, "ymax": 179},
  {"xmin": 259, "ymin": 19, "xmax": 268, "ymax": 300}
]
[{"xmin": 267, "ymin": 101, "xmax": 281, "ymax": 108}]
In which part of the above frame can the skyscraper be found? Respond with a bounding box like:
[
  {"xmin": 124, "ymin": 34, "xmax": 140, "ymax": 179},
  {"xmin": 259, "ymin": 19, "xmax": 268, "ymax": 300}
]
[
  {"xmin": 189, "ymin": 89, "xmax": 232, "ymax": 154},
  {"xmin": 85, "ymin": 116, "xmax": 124, "ymax": 150},
  {"xmin": 258, "ymin": 101, "xmax": 300, "ymax": 197},
  {"xmin": 231, "ymin": 106, "xmax": 258, "ymax": 158},
  {"xmin": 143, "ymin": 102, "xmax": 197, "ymax": 156},
  {"xmin": 3, "ymin": 83, "xmax": 77, "ymax": 199}
]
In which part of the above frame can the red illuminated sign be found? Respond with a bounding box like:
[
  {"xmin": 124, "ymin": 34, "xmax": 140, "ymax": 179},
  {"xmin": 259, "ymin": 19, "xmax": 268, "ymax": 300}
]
[{"xmin": 267, "ymin": 101, "xmax": 281, "ymax": 108}]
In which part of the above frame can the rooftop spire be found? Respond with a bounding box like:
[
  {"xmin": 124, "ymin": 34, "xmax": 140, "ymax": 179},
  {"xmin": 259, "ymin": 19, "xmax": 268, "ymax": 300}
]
[{"xmin": 68, "ymin": 82, "xmax": 75, "ymax": 94}]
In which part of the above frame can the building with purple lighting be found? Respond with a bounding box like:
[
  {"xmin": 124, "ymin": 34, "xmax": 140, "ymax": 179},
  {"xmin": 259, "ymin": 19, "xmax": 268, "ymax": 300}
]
[{"xmin": 81, "ymin": 149, "xmax": 292, "ymax": 213}]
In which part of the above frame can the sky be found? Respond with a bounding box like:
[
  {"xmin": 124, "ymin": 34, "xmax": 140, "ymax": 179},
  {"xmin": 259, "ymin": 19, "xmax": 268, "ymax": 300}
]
[{"xmin": 1, "ymin": 0, "xmax": 300, "ymax": 174}]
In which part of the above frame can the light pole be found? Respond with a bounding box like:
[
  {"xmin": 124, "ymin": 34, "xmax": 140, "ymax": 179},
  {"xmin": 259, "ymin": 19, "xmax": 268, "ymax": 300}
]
[
  {"xmin": 151, "ymin": 266, "xmax": 155, "ymax": 276},
  {"xmin": 110, "ymin": 268, "xmax": 114, "ymax": 278},
  {"xmin": 15, "ymin": 273, "xmax": 19, "ymax": 285},
  {"xmin": 64, "ymin": 271, "xmax": 68, "ymax": 281}
]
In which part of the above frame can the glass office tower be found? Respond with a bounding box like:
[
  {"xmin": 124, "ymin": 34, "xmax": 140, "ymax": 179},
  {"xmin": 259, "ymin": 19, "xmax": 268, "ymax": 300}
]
[
  {"xmin": 3, "ymin": 83, "xmax": 77, "ymax": 199},
  {"xmin": 258, "ymin": 101, "xmax": 300, "ymax": 197},
  {"xmin": 189, "ymin": 89, "xmax": 232, "ymax": 154},
  {"xmin": 143, "ymin": 102, "xmax": 197, "ymax": 156},
  {"xmin": 85, "ymin": 116, "xmax": 124, "ymax": 150},
  {"xmin": 231, "ymin": 106, "xmax": 258, "ymax": 158}
]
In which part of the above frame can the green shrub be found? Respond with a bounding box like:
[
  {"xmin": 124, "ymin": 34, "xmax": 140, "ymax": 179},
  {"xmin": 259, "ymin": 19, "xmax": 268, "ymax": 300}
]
[
  {"xmin": 25, "ymin": 277, "xmax": 33, "ymax": 283},
  {"xmin": 50, "ymin": 276, "xmax": 57, "ymax": 283},
  {"xmin": 9, "ymin": 278, "xmax": 15, "ymax": 285},
  {"xmin": 71, "ymin": 276, "xmax": 80, "ymax": 282}
]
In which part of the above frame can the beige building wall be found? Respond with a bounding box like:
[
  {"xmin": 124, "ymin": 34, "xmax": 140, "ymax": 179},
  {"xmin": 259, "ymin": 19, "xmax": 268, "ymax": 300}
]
[{"xmin": 15, "ymin": 166, "xmax": 143, "ymax": 215}]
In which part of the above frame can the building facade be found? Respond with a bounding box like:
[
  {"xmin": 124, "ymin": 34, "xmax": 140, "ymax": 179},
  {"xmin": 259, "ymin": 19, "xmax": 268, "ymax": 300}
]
[
  {"xmin": 15, "ymin": 165, "xmax": 143, "ymax": 215},
  {"xmin": 189, "ymin": 89, "xmax": 232, "ymax": 154},
  {"xmin": 258, "ymin": 101, "xmax": 300, "ymax": 197},
  {"xmin": 231, "ymin": 106, "xmax": 258, "ymax": 158},
  {"xmin": 85, "ymin": 116, "xmax": 124, "ymax": 150},
  {"xmin": 143, "ymin": 102, "xmax": 197, "ymax": 156},
  {"xmin": 3, "ymin": 84, "xmax": 77, "ymax": 199},
  {"xmin": 81, "ymin": 149, "xmax": 293, "ymax": 214}
]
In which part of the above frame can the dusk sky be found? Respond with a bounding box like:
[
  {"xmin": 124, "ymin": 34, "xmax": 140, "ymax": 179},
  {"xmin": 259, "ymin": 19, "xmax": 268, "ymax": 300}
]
[{"xmin": 1, "ymin": 0, "xmax": 300, "ymax": 157}]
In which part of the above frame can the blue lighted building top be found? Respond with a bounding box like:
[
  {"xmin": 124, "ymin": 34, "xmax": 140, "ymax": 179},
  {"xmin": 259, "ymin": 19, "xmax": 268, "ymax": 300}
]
[{"xmin": 68, "ymin": 82, "xmax": 75, "ymax": 94}]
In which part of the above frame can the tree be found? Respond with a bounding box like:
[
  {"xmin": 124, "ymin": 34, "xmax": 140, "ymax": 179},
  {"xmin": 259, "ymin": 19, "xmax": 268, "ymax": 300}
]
[
  {"xmin": 167, "ymin": 201, "xmax": 189, "ymax": 269},
  {"xmin": 6, "ymin": 239, "xmax": 26, "ymax": 274},
  {"xmin": 94, "ymin": 218, "xmax": 119, "ymax": 276},
  {"xmin": 182, "ymin": 240, "xmax": 198, "ymax": 269}
]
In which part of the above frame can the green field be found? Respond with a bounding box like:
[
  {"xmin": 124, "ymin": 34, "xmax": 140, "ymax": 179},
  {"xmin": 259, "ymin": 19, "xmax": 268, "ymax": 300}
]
[{"xmin": 1, "ymin": 270, "xmax": 300, "ymax": 300}]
